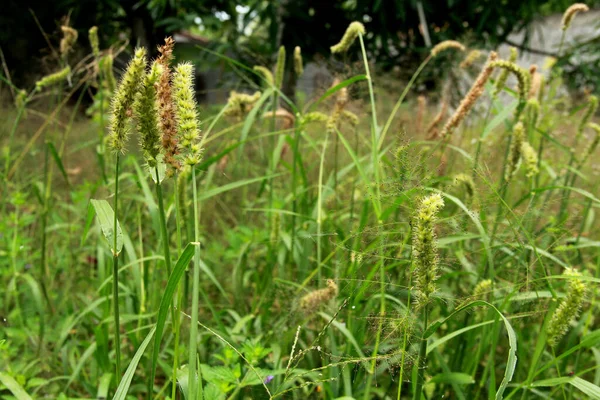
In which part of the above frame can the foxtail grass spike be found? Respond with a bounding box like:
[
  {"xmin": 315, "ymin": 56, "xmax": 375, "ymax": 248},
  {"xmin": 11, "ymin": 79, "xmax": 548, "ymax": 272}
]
[
  {"xmin": 442, "ymin": 52, "xmax": 498, "ymax": 138},
  {"xmin": 521, "ymin": 141, "xmax": 539, "ymax": 178},
  {"xmin": 253, "ymin": 66, "xmax": 274, "ymax": 86},
  {"xmin": 460, "ymin": 50, "xmax": 482, "ymax": 69},
  {"xmin": 60, "ymin": 25, "xmax": 78, "ymax": 57},
  {"xmin": 453, "ymin": 173, "xmax": 476, "ymax": 203},
  {"xmin": 157, "ymin": 37, "xmax": 181, "ymax": 176},
  {"xmin": 489, "ymin": 59, "xmax": 530, "ymax": 109},
  {"xmin": 88, "ymin": 26, "xmax": 99, "ymax": 58},
  {"xmin": 547, "ymin": 268, "xmax": 587, "ymax": 346},
  {"xmin": 412, "ymin": 193, "xmax": 444, "ymax": 308},
  {"xmin": 330, "ymin": 21, "xmax": 365, "ymax": 53},
  {"xmin": 300, "ymin": 280, "xmax": 338, "ymax": 313},
  {"xmin": 430, "ymin": 40, "xmax": 465, "ymax": 57},
  {"xmin": 301, "ymin": 111, "xmax": 329, "ymax": 125},
  {"xmin": 505, "ymin": 122, "xmax": 525, "ymax": 182},
  {"xmin": 223, "ymin": 91, "xmax": 262, "ymax": 120},
  {"xmin": 108, "ymin": 47, "xmax": 147, "ymax": 153},
  {"xmin": 294, "ymin": 46, "xmax": 303, "ymax": 76},
  {"xmin": 275, "ymin": 46, "xmax": 286, "ymax": 90},
  {"xmin": 133, "ymin": 61, "xmax": 163, "ymax": 167},
  {"xmin": 562, "ymin": 3, "xmax": 589, "ymax": 31},
  {"xmin": 342, "ymin": 110, "xmax": 359, "ymax": 126},
  {"xmin": 416, "ymin": 95, "xmax": 426, "ymax": 132},
  {"xmin": 494, "ymin": 46, "xmax": 518, "ymax": 96},
  {"xmin": 35, "ymin": 66, "xmax": 71, "ymax": 92},
  {"xmin": 173, "ymin": 62, "xmax": 203, "ymax": 166}
]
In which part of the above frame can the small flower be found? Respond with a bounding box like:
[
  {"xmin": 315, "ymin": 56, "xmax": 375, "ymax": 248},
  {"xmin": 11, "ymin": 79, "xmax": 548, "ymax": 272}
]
[
  {"xmin": 264, "ymin": 375, "xmax": 274, "ymax": 384},
  {"xmin": 330, "ymin": 22, "xmax": 366, "ymax": 54}
]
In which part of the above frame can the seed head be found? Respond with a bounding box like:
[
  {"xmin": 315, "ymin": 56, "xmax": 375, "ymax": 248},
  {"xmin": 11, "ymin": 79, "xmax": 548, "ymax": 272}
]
[
  {"xmin": 330, "ymin": 22, "xmax": 366, "ymax": 54},
  {"xmin": 460, "ymin": 50, "xmax": 482, "ymax": 69},
  {"xmin": 489, "ymin": 60, "xmax": 530, "ymax": 113},
  {"xmin": 223, "ymin": 91, "xmax": 262, "ymax": 120},
  {"xmin": 275, "ymin": 46, "xmax": 286, "ymax": 90},
  {"xmin": 253, "ymin": 65, "xmax": 274, "ymax": 87},
  {"xmin": 157, "ymin": 37, "xmax": 182, "ymax": 176},
  {"xmin": 505, "ymin": 122, "xmax": 525, "ymax": 182},
  {"xmin": 60, "ymin": 25, "xmax": 78, "ymax": 57},
  {"xmin": 494, "ymin": 47, "xmax": 518, "ymax": 96},
  {"xmin": 301, "ymin": 111, "xmax": 329, "ymax": 125},
  {"xmin": 133, "ymin": 61, "xmax": 163, "ymax": 167},
  {"xmin": 562, "ymin": 3, "xmax": 589, "ymax": 31},
  {"xmin": 88, "ymin": 26, "xmax": 99, "ymax": 58},
  {"xmin": 342, "ymin": 110, "xmax": 359, "ymax": 126},
  {"xmin": 100, "ymin": 54, "xmax": 117, "ymax": 92},
  {"xmin": 412, "ymin": 193, "xmax": 444, "ymax": 308},
  {"xmin": 547, "ymin": 268, "xmax": 587, "ymax": 346},
  {"xmin": 442, "ymin": 52, "xmax": 498, "ymax": 138},
  {"xmin": 416, "ymin": 95, "xmax": 426, "ymax": 132},
  {"xmin": 521, "ymin": 141, "xmax": 539, "ymax": 178},
  {"xmin": 35, "ymin": 66, "xmax": 72, "ymax": 92},
  {"xmin": 108, "ymin": 47, "xmax": 147, "ymax": 153},
  {"xmin": 430, "ymin": 40, "xmax": 465, "ymax": 57},
  {"xmin": 294, "ymin": 46, "xmax": 304, "ymax": 77},
  {"xmin": 300, "ymin": 280, "xmax": 339, "ymax": 313},
  {"xmin": 172, "ymin": 62, "xmax": 203, "ymax": 166}
]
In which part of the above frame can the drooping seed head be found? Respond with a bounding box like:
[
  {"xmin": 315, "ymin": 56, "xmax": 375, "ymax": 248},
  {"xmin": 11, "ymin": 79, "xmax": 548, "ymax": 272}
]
[
  {"xmin": 300, "ymin": 111, "xmax": 329, "ymax": 125},
  {"xmin": 342, "ymin": 110, "xmax": 359, "ymax": 126},
  {"xmin": 330, "ymin": 21, "xmax": 366, "ymax": 54},
  {"xmin": 430, "ymin": 40, "xmax": 465, "ymax": 57},
  {"xmin": 547, "ymin": 267, "xmax": 587, "ymax": 346},
  {"xmin": 108, "ymin": 47, "xmax": 147, "ymax": 153},
  {"xmin": 275, "ymin": 46, "xmax": 286, "ymax": 90},
  {"xmin": 412, "ymin": 193, "xmax": 445, "ymax": 308},
  {"xmin": 562, "ymin": 3, "xmax": 589, "ymax": 31},
  {"xmin": 494, "ymin": 46, "xmax": 518, "ymax": 96},
  {"xmin": 460, "ymin": 49, "xmax": 482, "ymax": 69},
  {"xmin": 88, "ymin": 26, "xmax": 99, "ymax": 58},
  {"xmin": 172, "ymin": 62, "xmax": 203, "ymax": 166},
  {"xmin": 294, "ymin": 46, "xmax": 303, "ymax": 76},
  {"xmin": 253, "ymin": 65, "xmax": 274, "ymax": 87},
  {"xmin": 300, "ymin": 279, "xmax": 339, "ymax": 313},
  {"xmin": 35, "ymin": 66, "xmax": 72, "ymax": 92},
  {"xmin": 489, "ymin": 59, "xmax": 530, "ymax": 112},
  {"xmin": 223, "ymin": 90, "xmax": 262, "ymax": 120},
  {"xmin": 453, "ymin": 173, "xmax": 476, "ymax": 201},
  {"xmin": 133, "ymin": 61, "xmax": 163, "ymax": 167},
  {"xmin": 60, "ymin": 25, "xmax": 78, "ymax": 57},
  {"xmin": 442, "ymin": 52, "xmax": 498, "ymax": 138}
]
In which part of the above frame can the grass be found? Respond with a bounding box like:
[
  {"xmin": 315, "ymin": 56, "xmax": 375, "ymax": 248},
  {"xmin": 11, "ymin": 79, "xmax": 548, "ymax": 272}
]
[{"xmin": 1, "ymin": 12, "xmax": 600, "ymax": 400}]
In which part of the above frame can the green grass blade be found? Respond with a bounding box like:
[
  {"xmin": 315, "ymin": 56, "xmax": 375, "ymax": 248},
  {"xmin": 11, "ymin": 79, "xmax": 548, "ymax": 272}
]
[
  {"xmin": 90, "ymin": 199, "xmax": 123, "ymax": 255},
  {"xmin": 113, "ymin": 326, "xmax": 156, "ymax": 400},
  {"xmin": 0, "ymin": 372, "xmax": 33, "ymax": 400}
]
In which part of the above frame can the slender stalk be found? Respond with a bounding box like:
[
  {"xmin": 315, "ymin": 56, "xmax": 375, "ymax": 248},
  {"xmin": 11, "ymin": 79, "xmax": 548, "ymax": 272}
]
[
  {"xmin": 188, "ymin": 166, "xmax": 203, "ymax": 400},
  {"xmin": 155, "ymin": 166, "xmax": 173, "ymax": 275},
  {"xmin": 112, "ymin": 153, "xmax": 122, "ymax": 385},
  {"xmin": 172, "ymin": 174, "xmax": 184, "ymax": 400},
  {"xmin": 413, "ymin": 306, "xmax": 429, "ymax": 400}
]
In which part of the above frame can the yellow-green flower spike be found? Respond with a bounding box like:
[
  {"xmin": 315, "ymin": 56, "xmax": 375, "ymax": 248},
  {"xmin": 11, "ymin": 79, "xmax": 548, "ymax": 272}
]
[
  {"xmin": 60, "ymin": 26, "xmax": 78, "ymax": 57},
  {"xmin": 100, "ymin": 54, "xmax": 116, "ymax": 92},
  {"xmin": 133, "ymin": 61, "xmax": 163, "ymax": 167},
  {"xmin": 253, "ymin": 66, "xmax": 274, "ymax": 86},
  {"xmin": 489, "ymin": 60, "xmax": 530, "ymax": 109},
  {"xmin": 505, "ymin": 122, "xmax": 525, "ymax": 182},
  {"xmin": 330, "ymin": 21, "xmax": 366, "ymax": 54},
  {"xmin": 35, "ymin": 66, "xmax": 72, "ymax": 92},
  {"xmin": 521, "ymin": 141, "xmax": 539, "ymax": 178},
  {"xmin": 413, "ymin": 193, "xmax": 444, "ymax": 308},
  {"xmin": 108, "ymin": 47, "xmax": 147, "ymax": 153},
  {"xmin": 294, "ymin": 46, "xmax": 303, "ymax": 77},
  {"xmin": 275, "ymin": 46, "xmax": 286, "ymax": 90},
  {"xmin": 89, "ymin": 26, "xmax": 99, "ymax": 58},
  {"xmin": 547, "ymin": 268, "xmax": 587, "ymax": 346},
  {"xmin": 172, "ymin": 62, "xmax": 203, "ymax": 166},
  {"xmin": 494, "ymin": 47, "xmax": 518, "ymax": 96}
]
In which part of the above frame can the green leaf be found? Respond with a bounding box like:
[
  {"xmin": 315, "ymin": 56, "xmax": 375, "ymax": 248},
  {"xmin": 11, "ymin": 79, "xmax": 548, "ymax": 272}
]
[
  {"xmin": 198, "ymin": 174, "xmax": 282, "ymax": 202},
  {"xmin": 532, "ymin": 377, "xmax": 600, "ymax": 399},
  {"xmin": 90, "ymin": 199, "xmax": 123, "ymax": 255},
  {"xmin": 112, "ymin": 326, "xmax": 156, "ymax": 400},
  {"xmin": 0, "ymin": 372, "xmax": 33, "ymax": 400},
  {"xmin": 238, "ymin": 88, "xmax": 273, "ymax": 156},
  {"xmin": 428, "ymin": 372, "xmax": 475, "ymax": 385},
  {"xmin": 148, "ymin": 243, "xmax": 197, "ymax": 395},
  {"xmin": 47, "ymin": 141, "xmax": 70, "ymax": 186},
  {"xmin": 311, "ymin": 75, "xmax": 367, "ymax": 108}
]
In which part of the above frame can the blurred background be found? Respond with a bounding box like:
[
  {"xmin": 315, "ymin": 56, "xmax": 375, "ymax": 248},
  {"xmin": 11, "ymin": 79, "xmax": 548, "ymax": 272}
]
[{"xmin": 2, "ymin": 0, "xmax": 600, "ymax": 102}]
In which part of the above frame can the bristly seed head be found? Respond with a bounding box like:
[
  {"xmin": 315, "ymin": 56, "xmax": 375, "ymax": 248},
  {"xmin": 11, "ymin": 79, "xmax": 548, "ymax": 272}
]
[
  {"xmin": 330, "ymin": 21, "xmax": 366, "ymax": 54},
  {"xmin": 294, "ymin": 46, "xmax": 303, "ymax": 77},
  {"xmin": 108, "ymin": 47, "xmax": 147, "ymax": 153},
  {"xmin": 275, "ymin": 46, "xmax": 286, "ymax": 90},
  {"xmin": 505, "ymin": 122, "xmax": 525, "ymax": 182},
  {"xmin": 562, "ymin": 3, "xmax": 589, "ymax": 31},
  {"xmin": 430, "ymin": 40, "xmax": 465, "ymax": 57},
  {"xmin": 547, "ymin": 267, "xmax": 587, "ymax": 347},
  {"xmin": 521, "ymin": 141, "xmax": 539, "ymax": 178},
  {"xmin": 253, "ymin": 66, "xmax": 274, "ymax": 87},
  {"xmin": 412, "ymin": 193, "xmax": 444, "ymax": 309},
  {"xmin": 133, "ymin": 61, "xmax": 163, "ymax": 167},
  {"xmin": 88, "ymin": 26, "xmax": 99, "ymax": 58},
  {"xmin": 60, "ymin": 25, "xmax": 78, "ymax": 57},
  {"xmin": 35, "ymin": 66, "xmax": 72, "ymax": 92},
  {"xmin": 172, "ymin": 62, "xmax": 203, "ymax": 166}
]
